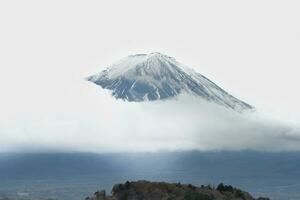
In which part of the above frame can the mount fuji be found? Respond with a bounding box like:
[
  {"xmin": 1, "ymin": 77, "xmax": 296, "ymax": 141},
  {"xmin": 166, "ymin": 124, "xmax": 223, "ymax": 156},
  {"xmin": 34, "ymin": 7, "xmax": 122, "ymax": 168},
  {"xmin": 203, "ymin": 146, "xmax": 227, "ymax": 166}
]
[{"xmin": 87, "ymin": 52, "xmax": 253, "ymax": 111}]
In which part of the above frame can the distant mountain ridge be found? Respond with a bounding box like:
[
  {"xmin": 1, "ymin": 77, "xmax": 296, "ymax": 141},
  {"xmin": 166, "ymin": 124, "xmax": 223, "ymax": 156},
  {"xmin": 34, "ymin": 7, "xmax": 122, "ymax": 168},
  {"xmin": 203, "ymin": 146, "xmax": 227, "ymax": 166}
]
[{"xmin": 87, "ymin": 52, "xmax": 253, "ymax": 111}]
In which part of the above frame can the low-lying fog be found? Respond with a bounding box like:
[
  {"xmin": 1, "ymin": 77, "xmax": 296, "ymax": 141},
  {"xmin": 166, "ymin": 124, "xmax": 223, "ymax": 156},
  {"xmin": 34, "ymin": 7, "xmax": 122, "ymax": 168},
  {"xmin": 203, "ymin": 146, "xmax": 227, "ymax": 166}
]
[{"xmin": 0, "ymin": 80, "xmax": 299, "ymax": 153}]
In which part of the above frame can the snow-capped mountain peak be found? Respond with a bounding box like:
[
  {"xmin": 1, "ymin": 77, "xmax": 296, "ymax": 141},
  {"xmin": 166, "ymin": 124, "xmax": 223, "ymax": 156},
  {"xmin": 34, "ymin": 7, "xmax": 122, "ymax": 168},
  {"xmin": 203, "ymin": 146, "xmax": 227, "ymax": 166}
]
[{"xmin": 87, "ymin": 52, "xmax": 253, "ymax": 111}]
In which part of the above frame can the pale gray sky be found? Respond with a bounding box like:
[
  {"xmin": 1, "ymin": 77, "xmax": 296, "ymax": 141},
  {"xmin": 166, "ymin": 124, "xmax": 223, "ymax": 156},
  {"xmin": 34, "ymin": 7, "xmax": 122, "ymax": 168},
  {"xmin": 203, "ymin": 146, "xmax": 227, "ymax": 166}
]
[{"xmin": 0, "ymin": 0, "xmax": 299, "ymax": 152}]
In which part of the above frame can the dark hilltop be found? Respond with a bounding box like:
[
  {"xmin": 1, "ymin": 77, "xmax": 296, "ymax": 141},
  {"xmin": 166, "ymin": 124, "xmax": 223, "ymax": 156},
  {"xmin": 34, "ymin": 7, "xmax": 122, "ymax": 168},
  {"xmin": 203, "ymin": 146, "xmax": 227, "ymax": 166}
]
[{"xmin": 86, "ymin": 180, "xmax": 269, "ymax": 200}]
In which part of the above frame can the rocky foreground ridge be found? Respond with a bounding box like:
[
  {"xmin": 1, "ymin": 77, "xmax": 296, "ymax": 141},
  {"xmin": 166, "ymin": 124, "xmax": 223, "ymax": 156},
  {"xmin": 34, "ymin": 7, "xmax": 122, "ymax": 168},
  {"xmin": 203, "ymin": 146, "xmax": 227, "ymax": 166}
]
[{"xmin": 86, "ymin": 180, "xmax": 269, "ymax": 200}]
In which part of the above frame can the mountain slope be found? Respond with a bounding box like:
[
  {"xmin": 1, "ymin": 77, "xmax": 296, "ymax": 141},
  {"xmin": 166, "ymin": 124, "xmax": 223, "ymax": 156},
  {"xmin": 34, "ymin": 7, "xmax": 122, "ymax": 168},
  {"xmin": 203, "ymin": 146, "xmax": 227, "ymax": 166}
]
[{"xmin": 87, "ymin": 52, "xmax": 253, "ymax": 111}]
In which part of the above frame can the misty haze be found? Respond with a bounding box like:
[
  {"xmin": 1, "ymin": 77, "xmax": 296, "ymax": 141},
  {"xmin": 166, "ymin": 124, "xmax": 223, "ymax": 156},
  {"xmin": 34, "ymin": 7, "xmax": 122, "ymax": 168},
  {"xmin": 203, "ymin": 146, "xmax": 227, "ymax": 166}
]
[{"xmin": 1, "ymin": 1, "xmax": 300, "ymax": 200}]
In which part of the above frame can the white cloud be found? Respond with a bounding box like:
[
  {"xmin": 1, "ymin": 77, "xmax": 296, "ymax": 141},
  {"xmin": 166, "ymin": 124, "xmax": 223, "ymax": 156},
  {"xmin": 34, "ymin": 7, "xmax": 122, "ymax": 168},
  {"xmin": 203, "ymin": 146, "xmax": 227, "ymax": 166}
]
[
  {"xmin": 0, "ymin": 0, "xmax": 300, "ymax": 152},
  {"xmin": 0, "ymin": 80, "xmax": 299, "ymax": 153}
]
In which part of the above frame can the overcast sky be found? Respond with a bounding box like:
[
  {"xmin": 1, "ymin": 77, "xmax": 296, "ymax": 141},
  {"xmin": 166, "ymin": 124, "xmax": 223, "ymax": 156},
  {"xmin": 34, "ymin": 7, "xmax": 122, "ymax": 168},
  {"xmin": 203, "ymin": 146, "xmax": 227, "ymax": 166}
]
[{"xmin": 0, "ymin": 0, "xmax": 299, "ymax": 152}]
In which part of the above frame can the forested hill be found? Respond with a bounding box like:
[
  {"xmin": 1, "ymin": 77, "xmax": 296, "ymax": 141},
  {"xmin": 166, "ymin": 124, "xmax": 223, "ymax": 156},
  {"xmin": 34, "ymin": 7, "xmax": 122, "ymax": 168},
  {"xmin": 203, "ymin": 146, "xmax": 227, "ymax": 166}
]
[{"xmin": 86, "ymin": 180, "xmax": 270, "ymax": 200}]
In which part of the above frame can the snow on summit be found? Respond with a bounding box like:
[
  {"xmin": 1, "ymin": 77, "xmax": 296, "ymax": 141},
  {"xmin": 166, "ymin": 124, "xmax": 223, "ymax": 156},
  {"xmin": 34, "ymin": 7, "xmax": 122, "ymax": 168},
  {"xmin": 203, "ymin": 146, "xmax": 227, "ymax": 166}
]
[{"xmin": 87, "ymin": 52, "xmax": 253, "ymax": 111}]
